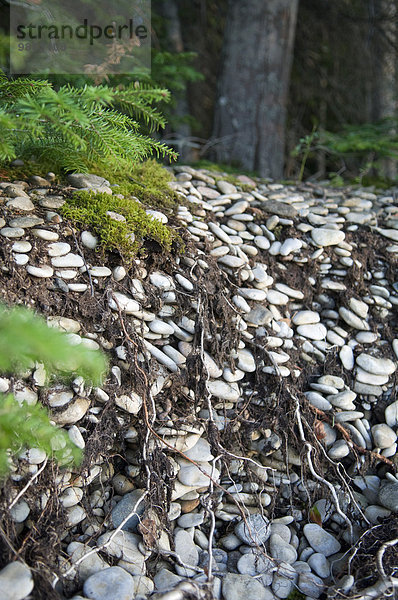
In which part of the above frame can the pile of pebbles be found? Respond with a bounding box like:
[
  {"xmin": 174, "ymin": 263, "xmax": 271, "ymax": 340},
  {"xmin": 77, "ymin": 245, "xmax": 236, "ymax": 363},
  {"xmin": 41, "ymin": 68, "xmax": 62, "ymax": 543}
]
[{"xmin": 1, "ymin": 167, "xmax": 398, "ymax": 600}]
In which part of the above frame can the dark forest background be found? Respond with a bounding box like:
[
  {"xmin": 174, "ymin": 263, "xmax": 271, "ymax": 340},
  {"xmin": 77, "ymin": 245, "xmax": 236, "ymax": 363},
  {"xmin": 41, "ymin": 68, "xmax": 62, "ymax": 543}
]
[{"xmin": 153, "ymin": 0, "xmax": 398, "ymax": 184}]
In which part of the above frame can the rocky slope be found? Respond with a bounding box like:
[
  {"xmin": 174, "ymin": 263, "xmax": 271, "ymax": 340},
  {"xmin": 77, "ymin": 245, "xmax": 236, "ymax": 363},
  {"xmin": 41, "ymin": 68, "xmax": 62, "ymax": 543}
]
[{"xmin": 0, "ymin": 166, "xmax": 398, "ymax": 600}]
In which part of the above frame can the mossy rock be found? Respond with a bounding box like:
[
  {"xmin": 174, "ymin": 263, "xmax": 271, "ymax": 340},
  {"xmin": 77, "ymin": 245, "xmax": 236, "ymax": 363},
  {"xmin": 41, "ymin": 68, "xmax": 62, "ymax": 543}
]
[{"xmin": 62, "ymin": 189, "xmax": 179, "ymax": 265}]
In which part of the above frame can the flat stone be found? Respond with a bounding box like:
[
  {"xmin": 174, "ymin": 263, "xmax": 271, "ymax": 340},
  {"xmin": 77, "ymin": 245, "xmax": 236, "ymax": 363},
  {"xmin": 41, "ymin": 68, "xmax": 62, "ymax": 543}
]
[
  {"xmin": 9, "ymin": 215, "xmax": 44, "ymax": 228},
  {"xmin": 303, "ymin": 523, "xmax": 341, "ymax": 556},
  {"xmin": 235, "ymin": 513, "xmax": 271, "ymax": 546},
  {"xmin": 154, "ymin": 568, "xmax": 183, "ymax": 591},
  {"xmin": 292, "ymin": 310, "xmax": 320, "ymax": 326},
  {"xmin": 385, "ymin": 401, "xmax": 398, "ymax": 428},
  {"xmin": 304, "ymin": 392, "xmax": 332, "ymax": 411},
  {"xmin": 26, "ymin": 264, "xmax": 54, "ymax": 278},
  {"xmin": 355, "ymin": 367, "xmax": 389, "ymax": 385},
  {"xmin": 0, "ymin": 561, "xmax": 34, "ymax": 600},
  {"xmin": 47, "ymin": 242, "xmax": 71, "ymax": 257},
  {"xmin": 237, "ymin": 349, "xmax": 256, "ymax": 372},
  {"xmin": 327, "ymin": 390, "xmax": 356, "ymax": 410},
  {"xmin": 1, "ymin": 227, "xmax": 25, "ymax": 238},
  {"xmin": 254, "ymin": 235, "xmax": 271, "ymax": 250},
  {"xmin": 339, "ymin": 307, "xmax": 370, "ymax": 330},
  {"xmin": 51, "ymin": 253, "xmax": 84, "ymax": 268},
  {"xmin": 354, "ymin": 381, "xmax": 383, "ymax": 396},
  {"xmin": 267, "ymin": 290, "xmax": 289, "ymax": 305},
  {"xmin": 237, "ymin": 551, "xmax": 274, "ymax": 578},
  {"xmin": 308, "ymin": 552, "xmax": 330, "ymax": 578},
  {"xmin": 177, "ymin": 512, "xmax": 205, "ymax": 528},
  {"xmin": 261, "ymin": 200, "xmax": 298, "ymax": 218},
  {"xmin": 239, "ymin": 288, "xmax": 267, "ymax": 301},
  {"xmin": 217, "ymin": 181, "xmax": 238, "ymax": 195},
  {"xmin": 67, "ymin": 541, "xmax": 108, "ymax": 581},
  {"xmin": 31, "ymin": 228, "xmax": 59, "ymax": 240},
  {"xmin": 296, "ymin": 323, "xmax": 327, "ymax": 340},
  {"xmin": 328, "ymin": 439, "xmax": 350, "ymax": 459},
  {"xmin": 378, "ymin": 482, "xmax": 398, "ymax": 511},
  {"xmin": 14, "ymin": 254, "xmax": 29, "ymax": 265},
  {"xmin": 115, "ymin": 393, "xmax": 142, "ymax": 414},
  {"xmin": 177, "ymin": 460, "xmax": 218, "ymax": 487},
  {"xmin": 143, "ymin": 340, "xmax": 178, "ymax": 372},
  {"xmin": 207, "ymin": 380, "xmax": 240, "ymax": 401},
  {"xmin": 340, "ymin": 345, "xmax": 355, "ymax": 370},
  {"xmin": 89, "ymin": 266, "xmax": 112, "ymax": 277},
  {"xmin": 146, "ymin": 209, "xmax": 168, "ymax": 223},
  {"xmin": 67, "ymin": 173, "xmax": 110, "ymax": 189},
  {"xmin": 111, "ymin": 489, "xmax": 146, "ymax": 532},
  {"xmin": 298, "ymin": 572, "xmax": 324, "ymax": 598},
  {"xmin": 218, "ymin": 255, "xmax": 246, "ymax": 268},
  {"xmin": 246, "ymin": 305, "xmax": 273, "ymax": 326},
  {"xmin": 371, "ymin": 424, "xmax": 397, "ymax": 449},
  {"xmin": 48, "ymin": 316, "xmax": 81, "ymax": 333},
  {"xmin": 60, "ymin": 487, "xmax": 84, "ymax": 508},
  {"xmin": 269, "ymin": 534, "xmax": 297, "ymax": 564},
  {"xmin": 12, "ymin": 241, "xmax": 32, "ymax": 253},
  {"xmin": 222, "ymin": 573, "xmax": 269, "ymax": 600},
  {"xmin": 356, "ymin": 353, "xmax": 396, "ymax": 376},
  {"xmin": 274, "ymin": 283, "xmax": 304, "ymax": 299},
  {"xmin": 39, "ymin": 196, "xmax": 65, "ymax": 209},
  {"xmin": 311, "ymin": 228, "xmax": 345, "ymax": 246},
  {"xmin": 10, "ymin": 500, "xmax": 30, "ymax": 523},
  {"xmin": 97, "ymin": 531, "xmax": 145, "ymax": 570},
  {"xmin": 334, "ymin": 410, "xmax": 364, "ymax": 423},
  {"xmin": 7, "ymin": 197, "xmax": 35, "ymax": 211},
  {"xmin": 174, "ymin": 529, "xmax": 199, "ymax": 577},
  {"xmin": 349, "ymin": 298, "xmax": 369, "ymax": 318},
  {"xmin": 83, "ymin": 567, "xmax": 134, "ymax": 600},
  {"xmin": 108, "ymin": 292, "xmax": 140, "ymax": 314},
  {"xmin": 149, "ymin": 271, "xmax": 174, "ymax": 290},
  {"xmin": 149, "ymin": 319, "xmax": 174, "ymax": 335},
  {"xmin": 66, "ymin": 505, "xmax": 86, "ymax": 527},
  {"xmin": 51, "ymin": 397, "xmax": 90, "ymax": 425}
]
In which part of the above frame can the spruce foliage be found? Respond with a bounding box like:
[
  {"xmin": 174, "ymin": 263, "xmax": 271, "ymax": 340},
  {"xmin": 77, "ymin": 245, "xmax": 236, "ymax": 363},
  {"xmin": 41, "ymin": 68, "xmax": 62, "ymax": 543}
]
[
  {"xmin": 0, "ymin": 71, "xmax": 177, "ymax": 172},
  {"xmin": 0, "ymin": 303, "xmax": 108, "ymax": 478}
]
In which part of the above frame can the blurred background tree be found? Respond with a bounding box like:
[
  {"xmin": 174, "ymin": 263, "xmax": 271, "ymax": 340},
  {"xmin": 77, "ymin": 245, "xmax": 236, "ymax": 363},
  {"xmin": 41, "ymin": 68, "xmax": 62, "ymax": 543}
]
[{"xmin": 150, "ymin": 0, "xmax": 398, "ymax": 184}]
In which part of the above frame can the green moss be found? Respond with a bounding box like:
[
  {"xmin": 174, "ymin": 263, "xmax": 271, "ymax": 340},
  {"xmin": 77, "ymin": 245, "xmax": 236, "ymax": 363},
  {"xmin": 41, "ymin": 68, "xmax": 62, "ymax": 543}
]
[
  {"xmin": 62, "ymin": 189, "xmax": 178, "ymax": 264},
  {"xmin": 93, "ymin": 159, "xmax": 180, "ymax": 211}
]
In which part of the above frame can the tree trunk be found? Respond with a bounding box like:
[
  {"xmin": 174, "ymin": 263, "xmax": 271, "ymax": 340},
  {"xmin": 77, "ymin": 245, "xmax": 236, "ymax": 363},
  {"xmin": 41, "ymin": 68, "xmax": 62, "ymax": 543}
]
[
  {"xmin": 157, "ymin": 0, "xmax": 194, "ymax": 163},
  {"xmin": 370, "ymin": 0, "xmax": 398, "ymax": 179},
  {"xmin": 212, "ymin": 0, "xmax": 298, "ymax": 178}
]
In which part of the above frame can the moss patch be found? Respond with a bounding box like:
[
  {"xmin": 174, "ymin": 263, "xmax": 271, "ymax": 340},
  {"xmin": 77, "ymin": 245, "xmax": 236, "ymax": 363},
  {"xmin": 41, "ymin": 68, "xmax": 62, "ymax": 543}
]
[
  {"xmin": 98, "ymin": 159, "xmax": 180, "ymax": 211},
  {"xmin": 62, "ymin": 190, "xmax": 178, "ymax": 265}
]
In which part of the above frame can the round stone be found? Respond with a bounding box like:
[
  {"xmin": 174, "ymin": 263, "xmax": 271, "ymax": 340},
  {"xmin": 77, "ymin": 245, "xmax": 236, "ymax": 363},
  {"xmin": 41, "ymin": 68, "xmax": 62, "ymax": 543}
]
[
  {"xmin": 222, "ymin": 573, "xmax": 270, "ymax": 600},
  {"xmin": 371, "ymin": 424, "xmax": 397, "ymax": 449},
  {"xmin": 235, "ymin": 513, "xmax": 271, "ymax": 546},
  {"xmin": 83, "ymin": 567, "xmax": 135, "ymax": 600},
  {"xmin": 311, "ymin": 228, "xmax": 345, "ymax": 246},
  {"xmin": 111, "ymin": 489, "xmax": 146, "ymax": 532},
  {"xmin": 303, "ymin": 523, "xmax": 341, "ymax": 556},
  {"xmin": 10, "ymin": 500, "xmax": 30, "ymax": 523},
  {"xmin": 81, "ymin": 230, "xmax": 99, "ymax": 249},
  {"xmin": 0, "ymin": 561, "xmax": 34, "ymax": 600}
]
